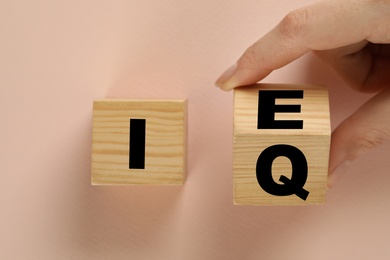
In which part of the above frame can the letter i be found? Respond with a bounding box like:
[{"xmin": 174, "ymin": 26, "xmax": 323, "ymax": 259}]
[{"xmin": 129, "ymin": 119, "xmax": 146, "ymax": 169}]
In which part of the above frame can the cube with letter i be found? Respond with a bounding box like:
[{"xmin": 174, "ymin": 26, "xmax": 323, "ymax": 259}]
[
  {"xmin": 233, "ymin": 84, "xmax": 331, "ymax": 205},
  {"xmin": 91, "ymin": 100, "xmax": 187, "ymax": 185}
]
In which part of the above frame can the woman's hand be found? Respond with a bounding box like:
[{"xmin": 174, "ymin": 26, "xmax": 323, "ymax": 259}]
[{"xmin": 215, "ymin": 0, "xmax": 390, "ymax": 187}]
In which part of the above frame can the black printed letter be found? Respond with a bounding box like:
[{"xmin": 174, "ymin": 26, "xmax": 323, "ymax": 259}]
[
  {"xmin": 257, "ymin": 90, "xmax": 304, "ymax": 129},
  {"xmin": 129, "ymin": 119, "xmax": 146, "ymax": 169},
  {"xmin": 256, "ymin": 144, "xmax": 309, "ymax": 200}
]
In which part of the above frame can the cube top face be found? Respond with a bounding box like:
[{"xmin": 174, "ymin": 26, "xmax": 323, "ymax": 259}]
[
  {"xmin": 92, "ymin": 99, "xmax": 186, "ymax": 185},
  {"xmin": 234, "ymin": 84, "xmax": 330, "ymax": 136},
  {"xmin": 233, "ymin": 84, "xmax": 331, "ymax": 205}
]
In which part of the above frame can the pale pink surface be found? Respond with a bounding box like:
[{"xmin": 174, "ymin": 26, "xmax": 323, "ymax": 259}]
[{"xmin": 1, "ymin": 1, "xmax": 390, "ymax": 259}]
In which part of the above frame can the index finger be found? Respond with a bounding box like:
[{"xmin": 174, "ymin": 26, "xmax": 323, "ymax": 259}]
[{"xmin": 216, "ymin": 0, "xmax": 383, "ymax": 91}]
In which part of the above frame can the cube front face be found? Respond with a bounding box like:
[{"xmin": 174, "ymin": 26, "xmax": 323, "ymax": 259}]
[
  {"xmin": 92, "ymin": 100, "xmax": 186, "ymax": 185},
  {"xmin": 233, "ymin": 84, "xmax": 330, "ymax": 205}
]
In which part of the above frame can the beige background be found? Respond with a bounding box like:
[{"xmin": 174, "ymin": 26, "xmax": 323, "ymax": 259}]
[{"xmin": 1, "ymin": 0, "xmax": 390, "ymax": 259}]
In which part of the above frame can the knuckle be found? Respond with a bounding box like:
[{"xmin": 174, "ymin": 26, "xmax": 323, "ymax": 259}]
[
  {"xmin": 369, "ymin": 21, "xmax": 390, "ymax": 43},
  {"xmin": 279, "ymin": 8, "xmax": 312, "ymax": 41},
  {"xmin": 364, "ymin": 0, "xmax": 390, "ymax": 42},
  {"xmin": 239, "ymin": 44, "xmax": 262, "ymax": 70},
  {"xmin": 348, "ymin": 127, "xmax": 390, "ymax": 159}
]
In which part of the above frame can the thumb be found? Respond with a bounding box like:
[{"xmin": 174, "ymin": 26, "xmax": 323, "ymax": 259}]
[{"xmin": 328, "ymin": 87, "xmax": 390, "ymax": 187}]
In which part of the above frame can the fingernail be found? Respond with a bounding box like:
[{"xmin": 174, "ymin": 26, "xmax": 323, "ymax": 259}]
[
  {"xmin": 327, "ymin": 160, "xmax": 352, "ymax": 188},
  {"xmin": 215, "ymin": 63, "xmax": 237, "ymax": 91}
]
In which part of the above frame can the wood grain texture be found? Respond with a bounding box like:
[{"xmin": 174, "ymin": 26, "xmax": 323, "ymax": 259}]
[
  {"xmin": 92, "ymin": 99, "xmax": 186, "ymax": 185},
  {"xmin": 233, "ymin": 84, "xmax": 330, "ymax": 205}
]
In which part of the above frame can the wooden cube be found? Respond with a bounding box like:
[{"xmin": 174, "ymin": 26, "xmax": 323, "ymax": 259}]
[
  {"xmin": 233, "ymin": 84, "xmax": 330, "ymax": 205},
  {"xmin": 92, "ymin": 100, "xmax": 186, "ymax": 185}
]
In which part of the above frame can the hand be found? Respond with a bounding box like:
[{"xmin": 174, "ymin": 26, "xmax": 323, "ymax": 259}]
[{"xmin": 215, "ymin": 0, "xmax": 390, "ymax": 187}]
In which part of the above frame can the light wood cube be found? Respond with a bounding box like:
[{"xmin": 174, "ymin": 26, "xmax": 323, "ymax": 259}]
[
  {"xmin": 233, "ymin": 84, "xmax": 330, "ymax": 205},
  {"xmin": 92, "ymin": 100, "xmax": 186, "ymax": 185}
]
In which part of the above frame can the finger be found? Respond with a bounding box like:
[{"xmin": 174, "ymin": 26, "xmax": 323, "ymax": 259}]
[
  {"xmin": 315, "ymin": 43, "xmax": 390, "ymax": 92},
  {"xmin": 215, "ymin": 0, "xmax": 388, "ymax": 91},
  {"xmin": 328, "ymin": 86, "xmax": 390, "ymax": 187}
]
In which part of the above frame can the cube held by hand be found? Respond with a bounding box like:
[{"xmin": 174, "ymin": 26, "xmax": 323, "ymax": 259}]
[{"xmin": 233, "ymin": 84, "xmax": 331, "ymax": 205}]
